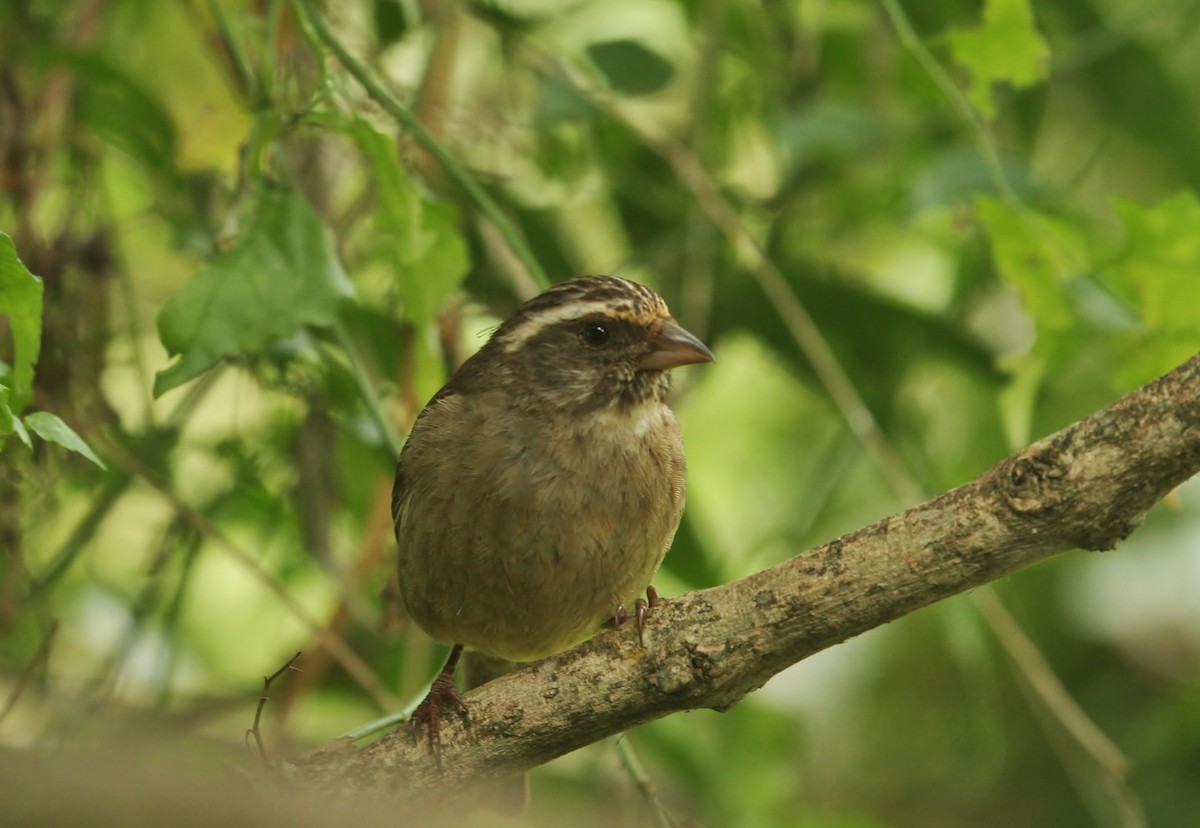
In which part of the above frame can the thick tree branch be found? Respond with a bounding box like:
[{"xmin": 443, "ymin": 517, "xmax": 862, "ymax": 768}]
[{"xmin": 285, "ymin": 353, "xmax": 1200, "ymax": 806}]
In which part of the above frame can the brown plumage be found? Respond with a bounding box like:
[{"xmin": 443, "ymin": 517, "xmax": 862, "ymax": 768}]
[{"xmin": 392, "ymin": 275, "xmax": 713, "ymax": 770}]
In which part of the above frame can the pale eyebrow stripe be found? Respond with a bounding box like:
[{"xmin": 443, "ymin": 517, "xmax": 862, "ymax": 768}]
[{"xmin": 499, "ymin": 299, "xmax": 617, "ymax": 351}]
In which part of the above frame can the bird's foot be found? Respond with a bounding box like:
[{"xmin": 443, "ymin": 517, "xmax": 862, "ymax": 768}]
[
  {"xmin": 410, "ymin": 647, "xmax": 467, "ymax": 768},
  {"xmin": 611, "ymin": 585, "xmax": 662, "ymax": 646}
]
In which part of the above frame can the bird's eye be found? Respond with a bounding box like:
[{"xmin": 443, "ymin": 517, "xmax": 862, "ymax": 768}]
[{"xmin": 583, "ymin": 323, "xmax": 610, "ymax": 346}]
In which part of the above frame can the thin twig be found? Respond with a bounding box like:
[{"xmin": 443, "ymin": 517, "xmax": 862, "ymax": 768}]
[
  {"xmin": 292, "ymin": 0, "xmax": 549, "ymax": 290},
  {"xmin": 202, "ymin": 0, "xmax": 259, "ymax": 104},
  {"xmin": 333, "ymin": 321, "xmax": 404, "ymax": 456},
  {"xmin": 972, "ymin": 591, "xmax": 1146, "ymax": 828},
  {"xmin": 615, "ymin": 736, "xmax": 677, "ymax": 828},
  {"xmin": 247, "ymin": 651, "xmax": 304, "ymax": 766},
  {"xmin": 0, "ymin": 619, "xmax": 60, "ymax": 726},
  {"xmin": 876, "ymin": 0, "xmax": 1018, "ymax": 205}
]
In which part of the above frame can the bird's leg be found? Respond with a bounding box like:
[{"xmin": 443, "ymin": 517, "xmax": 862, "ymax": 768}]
[{"xmin": 410, "ymin": 643, "xmax": 467, "ymax": 768}]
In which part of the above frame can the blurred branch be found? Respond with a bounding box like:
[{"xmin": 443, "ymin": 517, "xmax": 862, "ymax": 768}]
[
  {"xmin": 333, "ymin": 321, "xmax": 404, "ymax": 456},
  {"xmin": 974, "ymin": 590, "xmax": 1146, "ymax": 828},
  {"xmin": 287, "ymin": 353, "xmax": 1200, "ymax": 810},
  {"xmin": 616, "ymin": 736, "xmax": 677, "ymax": 828},
  {"xmin": 0, "ymin": 620, "xmax": 60, "ymax": 726}
]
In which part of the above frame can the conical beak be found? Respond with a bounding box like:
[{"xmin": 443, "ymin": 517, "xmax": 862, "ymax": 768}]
[{"xmin": 639, "ymin": 319, "xmax": 715, "ymax": 370}]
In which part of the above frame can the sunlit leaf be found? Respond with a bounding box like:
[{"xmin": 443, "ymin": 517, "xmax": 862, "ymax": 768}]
[
  {"xmin": 947, "ymin": 0, "xmax": 1049, "ymax": 118},
  {"xmin": 976, "ymin": 197, "xmax": 1084, "ymax": 331},
  {"xmin": 23, "ymin": 411, "xmax": 107, "ymax": 469},
  {"xmin": 1108, "ymin": 192, "xmax": 1200, "ymax": 336},
  {"xmin": 348, "ymin": 120, "xmax": 470, "ymax": 325},
  {"xmin": 1100, "ymin": 192, "xmax": 1200, "ymax": 383},
  {"xmin": 28, "ymin": 46, "xmax": 180, "ymax": 180},
  {"xmin": 0, "ymin": 232, "xmax": 43, "ymax": 412},
  {"xmin": 153, "ymin": 189, "xmax": 355, "ymax": 397}
]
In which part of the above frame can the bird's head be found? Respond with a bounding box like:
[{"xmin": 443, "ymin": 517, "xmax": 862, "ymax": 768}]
[{"xmin": 482, "ymin": 275, "xmax": 714, "ymax": 412}]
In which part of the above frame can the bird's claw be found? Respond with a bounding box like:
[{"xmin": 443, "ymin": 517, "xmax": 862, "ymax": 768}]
[
  {"xmin": 611, "ymin": 586, "xmax": 662, "ymax": 646},
  {"xmin": 410, "ymin": 671, "xmax": 467, "ymax": 769}
]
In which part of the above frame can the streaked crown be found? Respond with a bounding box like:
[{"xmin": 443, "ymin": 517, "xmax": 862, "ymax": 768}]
[{"xmin": 493, "ymin": 276, "xmax": 670, "ymax": 353}]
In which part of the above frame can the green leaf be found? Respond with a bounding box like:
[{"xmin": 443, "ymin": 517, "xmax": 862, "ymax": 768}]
[
  {"xmin": 24, "ymin": 45, "xmax": 180, "ymax": 181},
  {"xmin": 1, "ymin": 384, "xmax": 32, "ymax": 447},
  {"xmin": 1107, "ymin": 192, "xmax": 1200, "ymax": 336},
  {"xmin": 1099, "ymin": 192, "xmax": 1200, "ymax": 384},
  {"xmin": 976, "ymin": 197, "xmax": 1085, "ymax": 331},
  {"xmin": 153, "ymin": 189, "xmax": 355, "ymax": 397},
  {"xmin": 0, "ymin": 232, "xmax": 44, "ymax": 412},
  {"xmin": 587, "ymin": 39, "xmax": 675, "ymax": 96},
  {"xmin": 947, "ymin": 0, "xmax": 1049, "ymax": 119},
  {"xmin": 373, "ymin": 0, "xmax": 409, "ymax": 47},
  {"xmin": 347, "ymin": 120, "xmax": 470, "ymax": 324},
  {"xmin": 23, "ymin": 411, "xmax": 107, "ymax": 469}
]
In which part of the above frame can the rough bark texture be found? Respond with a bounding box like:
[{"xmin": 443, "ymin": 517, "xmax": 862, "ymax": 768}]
[{"xmin": 285, "ymin": 352, "xmax": 1200, "ymax": 808}]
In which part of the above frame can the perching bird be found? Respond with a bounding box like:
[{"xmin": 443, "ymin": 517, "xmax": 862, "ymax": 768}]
[{"xmin": 392, "ymin": 275, "xmax": 713, "ymax": 769}]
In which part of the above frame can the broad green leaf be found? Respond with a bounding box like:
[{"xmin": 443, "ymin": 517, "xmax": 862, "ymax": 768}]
[
  {"xmin": 348, "ymin": 120, "xmax": 469, "ymax": 325},
  {"xmin": 71, "ymin": 51, "xmax": 179, "ymax": 178},
  {"xmin": 947, "ymin": 0, "xmax": 1049, "ymax": 119},
  {"xmin": 0, "ymin": 232, "xmax": 44, "ymax": 412},
  {"xmin": 976, "ymin": 197, "xmax": 1084, "ymax": 331},
  {"xmin": 587, "ymin": 39, "xmax": 675, "ymax": 96},
  {"xmin": 21, "ymin": 45, "xmax": 180, "ymax": 181},
  {"xmin": 154, "ymin": 190, "xmax": 355, "ymax": 397},
  {"xmin": 1108, "ymin": 192, "xmax": 1200, "ymax": 335},
  {"xmin": 1100, "ymin": 192, "xmax": 1200, "ymax": 383},
  {"xmin": 23, "ymin": 411, "xmax": 107, "ymax": 469}
]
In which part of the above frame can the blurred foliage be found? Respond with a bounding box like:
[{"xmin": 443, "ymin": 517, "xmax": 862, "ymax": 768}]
[{"xmin": 2, "ymin": 0, "xmax": 1200, "ymax": 825}]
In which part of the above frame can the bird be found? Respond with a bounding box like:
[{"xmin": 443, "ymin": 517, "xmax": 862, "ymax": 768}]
[{"xmin": 391, "ymin": 275, "xmax": 714, "ymax": 772}]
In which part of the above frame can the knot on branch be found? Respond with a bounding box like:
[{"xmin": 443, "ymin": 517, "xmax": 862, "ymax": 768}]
[
  {"xmin": 647, "ymin": 622, "xmax": 745, "ymax": 711},
  {"xmin": 1000, "ymin": 444, "xmax": 1072, "ymax": 516}
]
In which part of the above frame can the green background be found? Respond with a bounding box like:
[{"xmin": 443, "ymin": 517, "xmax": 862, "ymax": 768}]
[{"xmin": 2, "ymin": 0, "xmax": 1200, "ymax": 825}]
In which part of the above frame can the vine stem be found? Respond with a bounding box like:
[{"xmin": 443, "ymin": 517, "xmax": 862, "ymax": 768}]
[{"xmin": 293, "ymin": 0, "xmax": 549, "ymax": 290}]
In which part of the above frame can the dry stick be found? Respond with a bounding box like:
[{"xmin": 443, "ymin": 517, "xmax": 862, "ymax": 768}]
[
  {"xmin": 658, "ymin": 122, "xmax": 1141, "ymax": 814},
  {"xmin": 247, "ymin": 651, "xmax": 303, "ymax": 766},
  {"xmin": 0, "ymin": 619, "xmax": 60, "ymax": 726},
  {"xmin": 288, "ymin": 353, "xmax": 1200, "ymax": 802}
]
